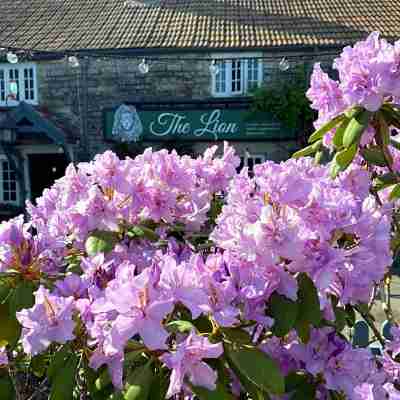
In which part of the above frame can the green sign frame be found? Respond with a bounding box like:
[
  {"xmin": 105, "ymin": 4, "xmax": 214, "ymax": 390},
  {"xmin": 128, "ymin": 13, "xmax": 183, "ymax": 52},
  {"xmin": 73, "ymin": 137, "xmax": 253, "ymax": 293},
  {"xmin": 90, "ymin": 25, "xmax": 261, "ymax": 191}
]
[{"xmin": 103, "ymin": 103, "xmax": 296, "ymax": 142}]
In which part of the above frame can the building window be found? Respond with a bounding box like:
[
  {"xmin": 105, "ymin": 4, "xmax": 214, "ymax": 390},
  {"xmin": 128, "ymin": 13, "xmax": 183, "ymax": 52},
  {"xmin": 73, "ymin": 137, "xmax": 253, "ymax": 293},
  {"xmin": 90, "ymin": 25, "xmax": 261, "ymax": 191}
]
[
  {"xmin": 1, "ymin": 159, "xmax": 18, "ymax": 204},
  {"xmin": 0, "ymin": 63, "xmax": 37, "ymax": 106},
  {"xmin": 211, "ymin": 54, "xmax": 263, "ymax": 97}
]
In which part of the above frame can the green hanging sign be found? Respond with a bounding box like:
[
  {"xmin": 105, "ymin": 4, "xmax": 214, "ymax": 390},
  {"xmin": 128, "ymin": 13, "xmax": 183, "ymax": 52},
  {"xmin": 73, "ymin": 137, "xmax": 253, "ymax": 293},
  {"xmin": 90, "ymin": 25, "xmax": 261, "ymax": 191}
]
[{"xmin": 103, "ymin": 104, "xmax": 296, "ymax": 142}]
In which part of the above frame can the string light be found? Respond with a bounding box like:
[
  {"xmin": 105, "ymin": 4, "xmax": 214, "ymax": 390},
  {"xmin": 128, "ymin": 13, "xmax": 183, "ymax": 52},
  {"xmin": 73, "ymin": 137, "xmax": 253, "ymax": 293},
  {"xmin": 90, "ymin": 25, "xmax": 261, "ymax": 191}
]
[
  {"xmin": 9, "ymin": 80, "xmax": 18, "ymax": 97},
  {"xmin": 278, "ymin": 57, "xmax": 290, "ymax": 71},
  {"xmin": 138, "ymin": 58, "xmax": 149, "ymax": 74},
  {"xmin": 6, "ymin": 51, "xmax": 18, "ymax": 64},
  {"xmin": 68, "ymin": 55, "xmax": 80, "ymax": 68},
  {"xmin": 209, "ymin": 60, "xmax": 219, "ymax": 76}
]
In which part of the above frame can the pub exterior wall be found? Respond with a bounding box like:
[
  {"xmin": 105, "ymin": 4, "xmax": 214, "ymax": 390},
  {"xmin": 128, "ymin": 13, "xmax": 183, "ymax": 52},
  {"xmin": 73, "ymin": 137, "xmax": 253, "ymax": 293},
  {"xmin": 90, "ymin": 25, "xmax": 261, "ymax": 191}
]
[{"xmin": 35, "ymin": 51, "xmax": 336, "ymax": 159}]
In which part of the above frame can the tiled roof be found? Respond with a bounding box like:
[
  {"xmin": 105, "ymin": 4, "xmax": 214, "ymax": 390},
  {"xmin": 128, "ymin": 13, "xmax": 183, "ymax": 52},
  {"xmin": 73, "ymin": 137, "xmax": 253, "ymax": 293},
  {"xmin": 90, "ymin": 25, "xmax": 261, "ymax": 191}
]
[{"xmin": 0, "ymin": 0, "xmax": 399, "ymax": 52}]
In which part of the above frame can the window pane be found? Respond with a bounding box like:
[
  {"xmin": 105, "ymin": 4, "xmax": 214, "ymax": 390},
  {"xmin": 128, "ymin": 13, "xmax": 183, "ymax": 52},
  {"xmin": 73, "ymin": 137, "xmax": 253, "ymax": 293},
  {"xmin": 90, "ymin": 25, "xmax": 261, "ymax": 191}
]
[
  {"xmin": 232, "ymin": 60, "xmax": 242, "ymax": 93},
  {"xmin": 214, "ymin": 60, "xmax": 226, "ymax": 94},
  {"xmin": 24, "ymin": 68, "xmax": 35, "ymax": 100},
  {"xmin": 247, "ymin": 59, "xmax": 260, "ymax": 91},
  {"xmin": 8, "ymin": 69, "xmax": 20, "ymax": 101},
  {"xmin": 0, "ymin": 70, "xmax": 5, "ymax": 102},
  {"xmin": 1, "ymin": 160, "xmax": 18, "ymax": 203}
]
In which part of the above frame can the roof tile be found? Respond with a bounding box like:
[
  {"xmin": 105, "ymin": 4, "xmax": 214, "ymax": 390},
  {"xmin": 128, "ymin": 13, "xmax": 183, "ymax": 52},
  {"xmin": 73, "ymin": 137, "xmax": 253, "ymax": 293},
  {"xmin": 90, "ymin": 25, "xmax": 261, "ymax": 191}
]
[{"xmin": 0, "ymin": 0, "xmax": 399, "ymax": 52}]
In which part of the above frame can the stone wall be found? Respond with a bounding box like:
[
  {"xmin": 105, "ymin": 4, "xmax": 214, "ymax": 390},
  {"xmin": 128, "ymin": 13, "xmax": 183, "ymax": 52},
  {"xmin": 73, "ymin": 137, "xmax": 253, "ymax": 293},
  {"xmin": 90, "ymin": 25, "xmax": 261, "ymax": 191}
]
[{"xmin": 34, "ymin": 51, "xmax": 339, "ymax": 160}]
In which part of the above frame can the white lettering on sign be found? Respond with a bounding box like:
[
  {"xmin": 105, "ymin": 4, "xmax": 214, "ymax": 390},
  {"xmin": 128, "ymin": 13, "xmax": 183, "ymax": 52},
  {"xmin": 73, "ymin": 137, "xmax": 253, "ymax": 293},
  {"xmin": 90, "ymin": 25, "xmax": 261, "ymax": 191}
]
[{"xmin": 149, "ymin": 109, "xmax": 239, "ymax": 138}]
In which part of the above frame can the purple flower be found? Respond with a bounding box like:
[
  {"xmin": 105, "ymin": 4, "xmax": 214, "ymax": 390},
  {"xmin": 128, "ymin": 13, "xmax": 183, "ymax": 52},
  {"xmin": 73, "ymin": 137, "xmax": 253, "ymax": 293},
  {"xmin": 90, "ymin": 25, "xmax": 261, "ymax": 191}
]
[
  {"xmin": 0, "ymin": 347, "xmax": 8, "ymax": 366},
  {"xmin": 55, "ymin": 273, "xmax": 88, "ymax": 298},
  {"xmin": 161, "ymin": 332, "xmax": 223, "ymax": 397},
  {"xmin": 159, "ymin": 255, "xmax": 210, "ymax": 319},
  {"xmin": 91, "ymin": 269, "xmax": 173, "ymax": 353},
  {"xmin": 16, "ymin": 286, "xmax": 76, "ymax": 355},
  {"xmin": 90, "ymin": 346, "xmax": 124, "ymax": 389}
]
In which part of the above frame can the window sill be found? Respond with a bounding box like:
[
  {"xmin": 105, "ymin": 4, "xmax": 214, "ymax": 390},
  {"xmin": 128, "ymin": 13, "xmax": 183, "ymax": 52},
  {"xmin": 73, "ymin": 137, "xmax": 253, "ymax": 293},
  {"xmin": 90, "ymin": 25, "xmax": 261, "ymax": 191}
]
[{"xmin": 0, "ymin": 100, "xmax": 38, "ymax": 108}]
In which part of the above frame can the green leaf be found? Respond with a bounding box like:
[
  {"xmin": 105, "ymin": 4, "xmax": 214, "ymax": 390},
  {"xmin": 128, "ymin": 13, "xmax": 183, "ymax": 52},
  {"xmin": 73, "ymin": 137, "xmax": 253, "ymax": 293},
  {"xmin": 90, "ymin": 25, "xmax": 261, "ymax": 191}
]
[
  {"xmin": 308, "ymin": 114, "xmax": 345, "ymax": 143},
  {"xmin": 221, "ymin": 327, "xmax": 252, "ymax": 345},
  {"xmin": 0, "ymin": 373, "xmax": 15, "ymax": 400},
  {"xmin": 85, "ymin": 230, "xmax": 119, "ymax": 256},
  {"xmin": 108, "ymin": 393, "xmax": 124, "ymax": 400},
  {"xmin": 127, "ymin": 226, "xmax": 158, "ymax": 242},
  {"xmin": 292, "ymin": 143, "xmax": 318, "ymax": 159},
  {"xmin": 285, "ymin": 372, "xmax": 308, "ymax": 393},
  {"xmin": 124, "ymin": 362, "xmax": 154, "ymax": 400},
  {"xmin": 345, "ymin": 304, "xmax": 356, "ymax": 327},
  {"xmin": 95, "ymin": 368, "xmax": 112, "ymax": 392},
  {"xmin": 291, "ymin": 383, "xmax": 317, "ymax": 400},
  {"xmin": 0, "ymin": 303, "xmax": 20, "ymax": 347},
  {"xmin": 0, "ymin": 281, "xmax": 11, "ymax": 304},
  {"xmin": 191, "ymin": 381, "xmax": 235, "ymax": 400},
  {"xmin": 166, "ymin": 320, "xmax": 195, "ymax": 334},
  {"xmin": 342, "ymin": 110, "xmax": 371, "ymax": 148},
  {"xmin": 329, "ymin": 161, "xmax": 342, "ymax": 180},
  {"xmin": 344, "ymin": 106, "xmax": 363, "ymax": 119},
  {"xmin": 360, "ymin": 146, "xmax": 388, "ymax": 167},
  {"xmin": 48, "ymin": 345, "xmax": 72, "ymax": 380},
  {"xmin": 49, "ymin": 352, "xmax": 79, "ymax": 400},
  {"xmin": 390, "ymin": 184, "xmax": 400, "ymax": 201},
  {"xmin": 225, "ymin": 345, "xmax": 285, "ymax": 395},
  {"xmin": 268, "ymin": 293, "xmax": 299, "ymax": 337},
  {"xmin": 297, "ymin": 274, "xmax": 322, "ymax": 327},
  {"xmin": 334, "ymin": 144, "xmax": 358, "ymax": 170},
  {"xmin": 333, "ymin": 306, "xmax": 347, "ymax": 332},
  {"xmin": 294, "ymin": 318, "xmax": 310, "ymax": 343},
  {"xmin": 193, "ymin": 315, "xmax": 213, "ymax": 334},
  {"xmin": 332, "ymin": 119, "xmax": 349, "ymax": 149},
  {"xmin": 9, "ymin": 281, "xmax": 35, "ymax": 314},
  {"xmin": 314, "ymin": 150, "xmax": 323, "ymax": 165},
  {"xmin": 148, "ymin": 372, "xmax": 169, "ymax": 400},
  {"xmin": 374, "ymin": 173, "xmax": 399, "ymax": 191},
  {"xmin": 31, "ymin": 353, "xmax": 49, "ymax": 378},
  {"xmin": 378, "ymin": 113, "xmax": 390, "ymax": 146}
]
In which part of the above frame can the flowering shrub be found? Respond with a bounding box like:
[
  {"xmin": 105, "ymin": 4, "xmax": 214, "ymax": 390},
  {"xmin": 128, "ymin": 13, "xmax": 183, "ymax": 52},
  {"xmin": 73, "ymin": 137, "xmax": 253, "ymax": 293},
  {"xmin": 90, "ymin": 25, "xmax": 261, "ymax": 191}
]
[{"xmin": 2, "ymin": 32, "xmax": 400, "ymax": 400}]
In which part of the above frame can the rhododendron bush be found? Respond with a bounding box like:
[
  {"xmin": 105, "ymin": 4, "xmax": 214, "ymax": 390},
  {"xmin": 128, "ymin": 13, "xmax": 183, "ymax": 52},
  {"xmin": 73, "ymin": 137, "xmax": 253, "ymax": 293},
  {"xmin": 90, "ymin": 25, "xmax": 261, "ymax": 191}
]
[{"xmin": 3, "ymin": 33, "xmax": 400, "ymax": 400}]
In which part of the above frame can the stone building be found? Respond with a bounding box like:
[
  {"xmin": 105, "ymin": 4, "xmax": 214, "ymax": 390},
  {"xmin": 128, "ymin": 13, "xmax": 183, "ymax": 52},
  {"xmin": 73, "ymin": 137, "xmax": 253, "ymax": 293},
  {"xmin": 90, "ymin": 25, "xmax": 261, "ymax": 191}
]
[{"xmin": 0, "ymin": 0, "xmax": 400, "ymax": 218}]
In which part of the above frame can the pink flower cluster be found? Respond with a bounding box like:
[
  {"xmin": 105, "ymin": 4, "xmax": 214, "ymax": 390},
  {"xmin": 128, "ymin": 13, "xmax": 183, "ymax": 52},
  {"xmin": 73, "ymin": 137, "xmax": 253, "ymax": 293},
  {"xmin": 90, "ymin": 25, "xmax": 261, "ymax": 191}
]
[
  {"xmin": 307, "ymin": 32, "xmax": 400, "ymax": 147},
  {"xmin": 212, "ymin": 157, "xmax": 391, "ymax": 306},
  {"xmin": 263, "ymin": 328, "xmax": 400, "ymax": 399},
  {"xmin": 0, "ymin": 145, "xmax": 397, "ymax": 399}
]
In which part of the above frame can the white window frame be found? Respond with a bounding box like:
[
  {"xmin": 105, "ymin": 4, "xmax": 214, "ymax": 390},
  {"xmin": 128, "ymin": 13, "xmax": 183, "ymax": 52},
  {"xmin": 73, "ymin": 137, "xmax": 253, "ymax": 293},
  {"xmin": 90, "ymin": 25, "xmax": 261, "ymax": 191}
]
[
  {"xmin": 0, "ymin": 155, "xmax": 19, "ymax": 205},
  {"xmin": 211, "ymin": 52, "xmax": 263, "ymax": 97},
  {"xmin": 0, "ymin": 63, "xmax": 38, "ymax": 107}
]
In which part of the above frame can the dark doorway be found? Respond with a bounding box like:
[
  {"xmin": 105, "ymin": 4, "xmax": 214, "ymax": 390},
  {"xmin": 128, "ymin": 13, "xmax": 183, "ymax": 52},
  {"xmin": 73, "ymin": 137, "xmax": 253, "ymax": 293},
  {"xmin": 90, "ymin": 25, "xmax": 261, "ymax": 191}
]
[{"xmin": 28, "ymin": 153, "xmax": 69, "ymax": 202}]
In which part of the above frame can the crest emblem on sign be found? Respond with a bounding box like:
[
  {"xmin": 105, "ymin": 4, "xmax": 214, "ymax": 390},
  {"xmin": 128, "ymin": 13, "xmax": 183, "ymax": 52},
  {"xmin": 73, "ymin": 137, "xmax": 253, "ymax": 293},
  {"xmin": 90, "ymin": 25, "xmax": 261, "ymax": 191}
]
[{"xmin": 112, "ymin": 104, "xmax": 143, "ymax": 142}]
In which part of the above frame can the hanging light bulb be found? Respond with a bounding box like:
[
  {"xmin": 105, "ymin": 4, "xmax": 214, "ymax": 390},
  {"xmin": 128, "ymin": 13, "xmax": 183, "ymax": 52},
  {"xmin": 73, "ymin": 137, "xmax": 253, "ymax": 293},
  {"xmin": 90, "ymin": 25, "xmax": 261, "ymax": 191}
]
[
  {"xmin": 6, "ymin": 52, "xmax": 18, "ymax": 64},
  {"xmin": 138, "ymin": 58, "xmax": 149, "ymax": 74},
  {"xmin": 9, "ymin": 80, "xmax": 18, "ymax": 97},
  {"xmin": 278, "ymin": 57, "xmax": 290, "ymax": 71},
  {"xmin": 209, "ymin": 60, "xmax": 219, "ymax": 76},
  {"xmin": 68, "ymin": 55, "xmax": 80, "ymax": 68}
]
